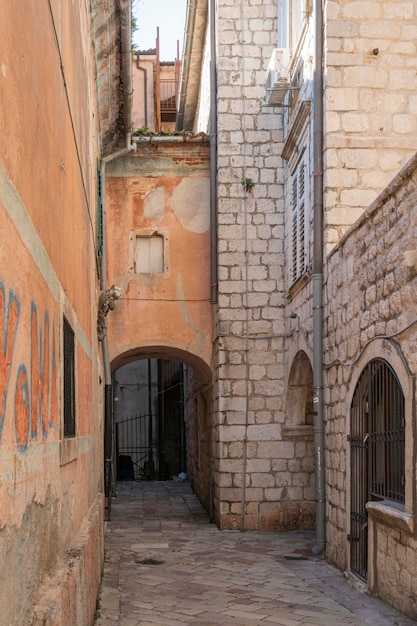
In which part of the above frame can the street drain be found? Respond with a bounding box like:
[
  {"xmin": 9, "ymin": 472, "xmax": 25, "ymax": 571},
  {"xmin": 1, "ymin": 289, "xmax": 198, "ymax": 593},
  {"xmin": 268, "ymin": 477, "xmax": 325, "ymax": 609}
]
[
  {"xmin": 284, "ymin": 555, "xmax": 311, "ymax": 560},
  {"xmin": 138, "ymin": 558, "xmax": 165, "ymax": 565}
]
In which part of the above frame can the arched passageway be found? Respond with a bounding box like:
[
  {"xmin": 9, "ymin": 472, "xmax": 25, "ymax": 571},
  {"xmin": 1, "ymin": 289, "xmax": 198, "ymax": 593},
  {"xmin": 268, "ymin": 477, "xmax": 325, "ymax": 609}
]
[{"xmin": 111, "ymin": 348, "xmax": 213, "ymax": 518}]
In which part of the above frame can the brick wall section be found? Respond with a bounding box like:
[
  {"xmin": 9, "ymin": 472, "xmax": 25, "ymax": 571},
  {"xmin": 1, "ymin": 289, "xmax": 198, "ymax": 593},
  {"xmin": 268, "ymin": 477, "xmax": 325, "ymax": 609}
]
[
  {"xmin": 325, "ymin": 154, "xmax": 417, "ymax": 618},
  {"xmin": 324, "ymin": 0, "xmax": 417, "ymax": 250}
]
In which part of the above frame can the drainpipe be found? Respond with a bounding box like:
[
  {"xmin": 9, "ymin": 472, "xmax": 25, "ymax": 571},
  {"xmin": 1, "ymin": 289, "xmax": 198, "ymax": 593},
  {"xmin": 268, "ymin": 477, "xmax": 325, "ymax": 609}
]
[
  {"xmin": 209, "ymin": 0, "xmax": 218, "ymax": 304},
  {"xmin": 312, "ymin": 0, "xmax": 325, "ymax": 555},
  {"xmin": 100, "ymin": 0, "xmax": 134, "ymax": 520},
  {"xmin": 176, "ymin": 0, "xmax": 197, "ymax": 131},
  {"xmin": 136, "ymin": 54, "xmax": 148, "ymax": 126}
]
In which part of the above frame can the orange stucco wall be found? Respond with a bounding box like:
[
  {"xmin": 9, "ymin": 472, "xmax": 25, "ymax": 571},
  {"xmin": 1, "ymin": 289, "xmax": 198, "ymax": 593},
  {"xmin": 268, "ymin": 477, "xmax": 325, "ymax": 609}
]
[
  {"xmin": 105, "ymin": 139, "xmax": 212, "ymax": 377},
  {"xmin": 0, "ymin": 2, "xmax": 103, "ymax": 624}
]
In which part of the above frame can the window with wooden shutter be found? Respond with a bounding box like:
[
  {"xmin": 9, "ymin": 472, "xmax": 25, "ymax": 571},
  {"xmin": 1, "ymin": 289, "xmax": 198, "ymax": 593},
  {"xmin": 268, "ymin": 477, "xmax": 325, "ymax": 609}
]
[
  {"xmin": 135, "ymin": 235, "xmax": 164, "ymax": 274},
  {"xmin": 291, "ymin": 152, "xmax": 306, "ymax": 283}
]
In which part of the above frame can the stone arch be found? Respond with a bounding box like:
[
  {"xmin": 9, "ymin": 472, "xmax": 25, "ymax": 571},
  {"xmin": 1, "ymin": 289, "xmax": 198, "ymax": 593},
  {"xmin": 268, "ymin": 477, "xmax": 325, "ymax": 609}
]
[
  {"xmin": 285, "ymin": 349, "xmax": 314, "ymax": 427},
  {"xmin": 111, "ymin": 344, "xmax": 212, "ymax": 384},
  {"xmin": 110, "ymin": 343, "xmax": 214, "ymax": 515},
  {"xmin": 345, "ymin": 338, "xmax": 415, "ymax": 587},
  {"xmin": 346, "ymin": 337, "xmax": 414, "ymax": 510}
]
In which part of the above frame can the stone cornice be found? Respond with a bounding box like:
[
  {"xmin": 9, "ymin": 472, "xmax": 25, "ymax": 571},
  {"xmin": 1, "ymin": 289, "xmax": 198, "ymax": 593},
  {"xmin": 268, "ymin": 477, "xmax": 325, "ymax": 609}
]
[{"xmin": 282, "ymin": 100, "xmax": 312, "ymax": 162}]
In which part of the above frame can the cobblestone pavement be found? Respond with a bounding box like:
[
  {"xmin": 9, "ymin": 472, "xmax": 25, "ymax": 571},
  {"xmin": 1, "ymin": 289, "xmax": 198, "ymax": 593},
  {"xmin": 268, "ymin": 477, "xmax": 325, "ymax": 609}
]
[{"xmin": 96, "ymin": 481, "xmax": 415, "ymax": 626}]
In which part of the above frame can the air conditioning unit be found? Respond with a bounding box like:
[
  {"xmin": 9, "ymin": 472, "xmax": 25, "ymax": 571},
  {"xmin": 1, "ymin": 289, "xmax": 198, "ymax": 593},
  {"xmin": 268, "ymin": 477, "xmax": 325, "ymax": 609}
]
[{"xmin": 265, "ymin": 48, "xmax": 291, "ymax": 106}]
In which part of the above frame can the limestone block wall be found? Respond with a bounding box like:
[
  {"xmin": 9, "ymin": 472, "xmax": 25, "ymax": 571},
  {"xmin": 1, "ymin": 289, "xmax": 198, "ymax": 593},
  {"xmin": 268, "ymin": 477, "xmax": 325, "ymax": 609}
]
[
  {"xmin": 324, "ymin": 154, "xmax": 417, "ymax": 618},
  {"xmin": 324, "ymin": 0, "xmax": 417, "ymax": 250},
  {"xmin": 213, "ymin": 0, "xmax": 312, "ymax": 531}
]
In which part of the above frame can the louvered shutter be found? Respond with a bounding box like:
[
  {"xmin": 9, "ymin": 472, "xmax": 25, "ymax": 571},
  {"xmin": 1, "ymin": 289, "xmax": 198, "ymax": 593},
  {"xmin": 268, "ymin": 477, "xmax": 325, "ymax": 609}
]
[{"xmin": 291, "ymin": 154, "xmax": 306, "ymax": 282}]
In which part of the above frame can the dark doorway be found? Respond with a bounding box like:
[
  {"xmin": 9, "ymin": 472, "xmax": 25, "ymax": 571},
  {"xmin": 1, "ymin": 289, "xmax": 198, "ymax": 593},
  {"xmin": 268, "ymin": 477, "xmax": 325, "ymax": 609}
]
[{"xmin": 113, "ymin": 359, "xmax": 185, "ymax": 481}]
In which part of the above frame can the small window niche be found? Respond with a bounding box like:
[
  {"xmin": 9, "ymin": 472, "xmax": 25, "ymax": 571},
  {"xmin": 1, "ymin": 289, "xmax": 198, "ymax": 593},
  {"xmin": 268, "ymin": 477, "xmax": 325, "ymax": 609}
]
[{"xmin": 135, "ymin": 234, "xmax": 164, "ymax": 274}]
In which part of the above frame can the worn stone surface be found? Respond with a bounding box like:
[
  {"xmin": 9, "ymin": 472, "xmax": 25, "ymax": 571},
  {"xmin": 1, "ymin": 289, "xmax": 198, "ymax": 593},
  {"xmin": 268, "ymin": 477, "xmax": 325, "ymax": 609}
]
[
  {"xmin": 96, "ymin": 481, "xmax": 415, "ymax": 626},
  {"xmin": 325, "ymin": 156, "xmax": 417, "ymax": 618}
]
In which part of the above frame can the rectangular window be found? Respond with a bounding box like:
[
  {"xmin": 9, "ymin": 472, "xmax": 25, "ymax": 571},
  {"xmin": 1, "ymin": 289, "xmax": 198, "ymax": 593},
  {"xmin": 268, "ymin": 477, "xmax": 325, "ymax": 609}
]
[
  {"xmin": 63, "ymin": 317, "xmax": 75, "ymax": 438},
  {"xmin": 135, "ymin": 234, "xmax": 164, "ymax": 274},
  {"xmin": 278, "ymin": 0, "xmax": 308, "ymax": 52},
  {"xmin": 277, "ymin": 0, "xmax": 289, "ymax": 48},
  {"xmin": 291, "ymin": 150, "xmax": 307, "ymax": 283}
]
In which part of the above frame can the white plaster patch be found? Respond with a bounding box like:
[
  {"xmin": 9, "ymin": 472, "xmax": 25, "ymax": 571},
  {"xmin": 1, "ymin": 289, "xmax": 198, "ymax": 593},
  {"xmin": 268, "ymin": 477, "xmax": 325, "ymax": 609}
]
[
  {"xmin": 171, "ymin": 178, "xmax": 210, "ymax": 233},
  {"xmin": 144, "ymin": 186, "xmax": 165, "ymax": 222}
]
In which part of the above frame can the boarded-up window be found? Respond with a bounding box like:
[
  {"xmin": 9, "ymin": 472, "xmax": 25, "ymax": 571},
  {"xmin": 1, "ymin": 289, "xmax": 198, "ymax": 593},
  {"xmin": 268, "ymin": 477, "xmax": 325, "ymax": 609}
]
[{"xmin": 135, "ymin": 235, "xmax": 164, "ymax": 274}]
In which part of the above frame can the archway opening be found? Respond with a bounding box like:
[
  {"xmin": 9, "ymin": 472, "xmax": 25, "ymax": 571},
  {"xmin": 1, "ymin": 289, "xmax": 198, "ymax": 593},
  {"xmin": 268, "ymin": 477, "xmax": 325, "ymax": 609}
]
[
  {"xmin": 110, "ymin": 348, "xmax": 213, "ymax": 515},
  {"xmin": 113, "ymin": 359, "xmax": 186, "ymax": 482}
]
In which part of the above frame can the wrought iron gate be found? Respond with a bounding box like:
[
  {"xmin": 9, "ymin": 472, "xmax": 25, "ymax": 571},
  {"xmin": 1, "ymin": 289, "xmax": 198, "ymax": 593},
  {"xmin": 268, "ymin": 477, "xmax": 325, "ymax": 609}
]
[
  {"xmin": 348, "ymin": 359, "xmax": 405, "ymax": 581},
  {"xmin": 116, "ymin": 413, "xmax": 157, "ymax": 480},
  {"xmin": 116, "ymin": 405, "xmax": 185, "ymax": 481}
]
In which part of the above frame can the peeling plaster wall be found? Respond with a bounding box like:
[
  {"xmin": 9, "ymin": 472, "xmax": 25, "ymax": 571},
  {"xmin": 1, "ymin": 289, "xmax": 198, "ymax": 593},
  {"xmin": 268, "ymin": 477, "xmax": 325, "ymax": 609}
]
[
  {"xmin": 0, "ymin": 2, "xmax": 105, "ymax": 623},
  {"xmin": 105, "ymin": 139, "xmax": 212, "ymax": 371}
]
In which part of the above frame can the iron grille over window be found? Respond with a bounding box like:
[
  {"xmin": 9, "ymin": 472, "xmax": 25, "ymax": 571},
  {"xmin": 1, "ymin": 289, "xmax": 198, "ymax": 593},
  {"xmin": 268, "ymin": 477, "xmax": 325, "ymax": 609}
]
[
  {"xmin": 63, "ymin": 317, "xmax": 75, "ymax": 438},
  {"xmin": 349, "ymin": 358, "xmax": 405, "ymax": 580}
]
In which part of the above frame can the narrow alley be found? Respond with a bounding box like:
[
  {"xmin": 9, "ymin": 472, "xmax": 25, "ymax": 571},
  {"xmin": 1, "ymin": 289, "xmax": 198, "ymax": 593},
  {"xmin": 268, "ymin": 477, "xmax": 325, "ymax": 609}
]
[{"xmin": 96, "ymin": 482, "xmax": 414, "ymax": 626}]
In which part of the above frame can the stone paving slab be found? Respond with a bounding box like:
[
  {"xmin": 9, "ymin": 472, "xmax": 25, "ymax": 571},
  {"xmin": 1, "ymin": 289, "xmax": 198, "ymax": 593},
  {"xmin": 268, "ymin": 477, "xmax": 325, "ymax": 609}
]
[{"xmin": 95, "ymin": 481, "xmax": 415, "ymax": 626}]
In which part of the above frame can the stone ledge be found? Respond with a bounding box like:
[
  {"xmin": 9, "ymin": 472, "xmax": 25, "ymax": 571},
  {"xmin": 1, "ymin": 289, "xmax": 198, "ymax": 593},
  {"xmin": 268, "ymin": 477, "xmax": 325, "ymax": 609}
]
[
  {"xmin": 283, "ymin": 425, "xmax": 314, "ymax": 439},
  {"xmin": 366, "ymin": 500, "xmax": 414, "ymax": 535},
  {"xmin": 60, "ymin": 437, "xmax": 78, "ymax": 466}
]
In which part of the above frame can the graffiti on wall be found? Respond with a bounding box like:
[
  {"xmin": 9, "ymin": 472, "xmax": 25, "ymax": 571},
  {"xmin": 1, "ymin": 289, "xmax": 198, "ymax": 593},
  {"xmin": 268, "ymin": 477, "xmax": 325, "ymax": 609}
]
[{"xmin": 0, "ymin": 280, "xmax": 58, "ymax": 451}]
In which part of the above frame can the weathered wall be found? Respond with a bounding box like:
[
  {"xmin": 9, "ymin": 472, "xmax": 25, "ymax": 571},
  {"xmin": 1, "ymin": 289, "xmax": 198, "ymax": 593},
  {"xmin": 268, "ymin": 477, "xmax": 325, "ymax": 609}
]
[
  {"xmin": 324, "ymin": 0, "xmax": 417, "ymax": 250},
  {"xmin": 0, "ymin": 1, "xmax": 104, "ymax": 623},
  {"xmin": 184, "ymin": 364, "xmax": 214, "ymax": 515},
  {"xmin": 325, "ymin": 154, "xmax": 417, "ymax": 618},
  {"xmin": 105, "ymin": 138, "xmax": 212, "ymax": 376},
  {"xmin": 132, "ymin": 54, "xmax": 157, "ymax": 132}
]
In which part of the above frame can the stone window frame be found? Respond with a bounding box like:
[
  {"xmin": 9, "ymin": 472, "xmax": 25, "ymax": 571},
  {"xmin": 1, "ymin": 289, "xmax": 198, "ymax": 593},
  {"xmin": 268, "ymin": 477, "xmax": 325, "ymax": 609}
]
[
  {"xmin": 283, "ymin": 335, "xmax": 314, "ymax": 440},
  {"xmin": 345, "ymin": 338, "xmax": 415, "ymax": 576},
  {"xmin": 130, "ymin": 228, "xmax": 170, "ymax": 281},
  {"xmin": 282, "ymin": 101, "xmax": 311, "ymax": 296}
]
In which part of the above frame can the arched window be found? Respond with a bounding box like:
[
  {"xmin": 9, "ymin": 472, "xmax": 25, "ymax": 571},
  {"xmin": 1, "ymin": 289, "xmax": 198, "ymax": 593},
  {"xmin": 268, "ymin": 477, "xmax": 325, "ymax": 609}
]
[
  {"xmin": 349, "ymin": 358, "xmax": 405, "ymax": 580},
  {"xmin": 351, "ymin": 358, "xmax": 405, "ymax": 504}
]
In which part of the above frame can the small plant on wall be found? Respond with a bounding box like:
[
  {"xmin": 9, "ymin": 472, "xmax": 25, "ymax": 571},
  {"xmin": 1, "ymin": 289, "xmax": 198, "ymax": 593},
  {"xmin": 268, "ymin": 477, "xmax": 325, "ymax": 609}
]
[{"xmin": 242, "ymin": 177, "xmax": 255, "ymax": 193}]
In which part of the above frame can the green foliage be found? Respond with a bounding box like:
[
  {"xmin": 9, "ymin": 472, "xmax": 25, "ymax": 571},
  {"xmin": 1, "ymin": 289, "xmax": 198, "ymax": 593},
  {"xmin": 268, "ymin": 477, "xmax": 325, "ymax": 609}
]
[
  {"xmin": 242, "ymin": 177, "xmax": 255, "ymax": 192},
  {"xmin": 133, "ymin": 126, "xmax": 150, "ymax": 136}
]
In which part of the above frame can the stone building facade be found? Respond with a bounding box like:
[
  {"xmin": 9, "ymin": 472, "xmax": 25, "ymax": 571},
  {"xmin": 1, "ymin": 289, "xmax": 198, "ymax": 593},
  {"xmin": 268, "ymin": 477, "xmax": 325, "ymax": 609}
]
[
  {"xmin": 177, "ymin": 0, "xmax": 417, "ymax": 618},
  {"xmin": 324, "ymin": 155, "xmax": 417, "ymax": 617}
]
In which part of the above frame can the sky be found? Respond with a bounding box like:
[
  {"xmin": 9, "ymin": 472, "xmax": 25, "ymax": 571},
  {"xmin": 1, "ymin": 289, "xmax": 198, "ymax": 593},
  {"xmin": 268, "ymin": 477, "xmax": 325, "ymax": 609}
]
[{"xmin": 133, "ymin": 0, "xmax": 187, "ymax": 62}]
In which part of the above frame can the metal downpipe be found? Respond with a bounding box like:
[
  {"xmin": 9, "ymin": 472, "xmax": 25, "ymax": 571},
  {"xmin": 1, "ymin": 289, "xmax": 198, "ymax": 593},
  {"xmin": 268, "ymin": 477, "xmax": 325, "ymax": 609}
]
[
  {"xmin": 176, "ymin": 0, "xmax": 198, "ymax": 131},
  {"xmin": 100, "ymin": 0, "xmax": 133, "ymax": 519},
  {"xmin": 209, "ymin": 0, "xmax": 218, "ymax": 304},
  {"xmin": 136, "ymin": 54, "xmax": 148, "ymax": 126},
  {"xmin": 100, "ymin": 159, "xmax": 113, "ymax": 520},
  {"xmin": 312, "ymin": 0, "xmax": 325, "ymax": 556}
]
